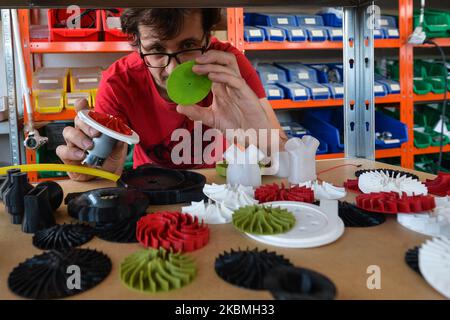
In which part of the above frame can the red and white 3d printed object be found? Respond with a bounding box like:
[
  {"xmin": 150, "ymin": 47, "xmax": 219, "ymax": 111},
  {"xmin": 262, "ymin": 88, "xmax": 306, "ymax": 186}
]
[
  {"xmin": 425, "ymin": 172, "xmax": 450, "ymax": 197},
  {"xmin": 136, "ymin": 211, "xmax": 209, "ymax": 252},
  {"xmin": 255, "ymin": 183, "xmax": 314, "ymax": 203}
]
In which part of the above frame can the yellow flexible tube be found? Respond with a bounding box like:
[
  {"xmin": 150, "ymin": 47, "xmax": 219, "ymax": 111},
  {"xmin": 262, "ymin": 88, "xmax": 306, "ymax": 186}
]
[{"xmin": 0, "ymin": 164, "xmax": 120, "ymax": 182}]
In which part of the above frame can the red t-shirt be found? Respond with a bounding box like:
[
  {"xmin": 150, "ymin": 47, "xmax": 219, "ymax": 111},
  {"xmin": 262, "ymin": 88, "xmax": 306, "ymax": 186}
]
[{"xmin": 95, "ymin": 38, "xmax": 266, "ymax": 169}]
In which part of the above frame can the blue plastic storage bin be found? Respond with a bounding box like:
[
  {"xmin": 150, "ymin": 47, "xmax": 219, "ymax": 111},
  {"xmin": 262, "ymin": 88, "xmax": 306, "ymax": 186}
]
[
  {"xmin": 301, "ymin": 108, "xmax": 344, "ymax": 153},
  {"xmin": 256, "ymin": 64, "xmax": 288, "ymax": 84},
  {"xmin": 375, "ymin": 111, "xmax": 408, "ymax": 149},
  {"xmin": 383, "ymin": 27, "xmax": 400, "ymax": 39},
  {"xmin": 244, "ymin": 26, "xmax": 265, "ymax": 42},
  {"xmin": 318, "ymin": 10, "xmax": 342, "ymax": 27},
  {"xmin": 296, "ymin": 14, "xmax": 324, "ymax": 26},
  {"xmin": 373, "ymin": 28, "xmax": 385, "ymax": 39},
  {"xmin": 277, "ymin": 82, "xmax": 310, "ymax": 101},
  {"xmin": 323, "ymin": 82, "xmax": 344, "ymax": 99},
  {"xmin": 244, "ymin": 13, "xmax": 253, "ymax": 26},
  {"xmin": 378, "ymin": 15, "xmax": 398, "ymax": 28},
  {"xmin": 278, "ymin": 26, "xmax": 307, "ymax": 42},
  {"xmin": 326, "ymin": 27, "xmax": 343, "ymax": 41},
  {"xmin": 307, "ymin": 64, "xmax": 330, "ymax": 83},
  {"xmin": 304, "ymin": 26, "xmax": 328, "ymax": 41},
  {"xmin": 376, "ymin": 78, "xmax": 401, "ymax": 94},
  {"xmin": 264, "ymin": 84, "xmax": 284, "ymax": 100},
  {"xmin": 298, "ymin": 81, "xmax": 331, "ymax": 100},
  {"xmin": 280, "ymin": 122, "xmax": 328, "ymax": 154},
  {"xmin": 328, "ymin": 64, "xmax": 344, "ymax": 82},
  {"xmin": 274, "ymin": 62, "xmax": 318, "ymax": 82},
  {"xmin": 374, "ymin": 81, "xmax": 388, "ymax": 97},
  {"xmin": 255, "ymin": 25, "xmax": 286, "ymax": 41},
  {"xmin": 252, "ymin": 13, "xmax": 297, "ymax": 27}
]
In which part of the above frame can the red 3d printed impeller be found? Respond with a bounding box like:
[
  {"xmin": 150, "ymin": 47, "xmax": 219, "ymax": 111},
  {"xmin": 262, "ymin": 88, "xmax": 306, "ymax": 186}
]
[
  {"xmin": 136, "ymin": 211, "xmax": 209, "ymax": 252},
  {"xmin": 355, "ymin": 192, "xmax": 436, "ymax": 214},
  {"xmin": 425, "ymin": 172, "xmax": 450, "ymax": 197},
  {"xmin": 88, "ymin": 111, "xmax": 132, "ymax": 135},
  {"xmin": 255, "ymin": 183, "xmax": 314, "ymax": 203},
  {"xmin": 343, "ymin": 179, "xmax": 361, "ymax": 193}
]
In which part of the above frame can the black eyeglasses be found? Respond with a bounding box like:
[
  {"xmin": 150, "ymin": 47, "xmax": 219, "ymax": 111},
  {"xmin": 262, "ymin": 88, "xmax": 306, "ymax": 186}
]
[{"xmin": 139, "ymin": 41, "xmax": 207, "ymax": 68}]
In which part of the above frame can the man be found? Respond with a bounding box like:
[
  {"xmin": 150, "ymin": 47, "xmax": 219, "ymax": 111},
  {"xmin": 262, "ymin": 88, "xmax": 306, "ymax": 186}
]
[{"xmin": 57, "ymin": 8, "xmax": 286, "ymax": 181}]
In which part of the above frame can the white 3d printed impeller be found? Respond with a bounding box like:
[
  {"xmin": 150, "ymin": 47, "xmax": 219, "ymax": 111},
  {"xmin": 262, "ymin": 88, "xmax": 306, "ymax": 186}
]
[
  {"xmin": 419, "ymin": 237, "xmax": 450, "ymax": 299},
  {"xmin": 182, "ymin": 200, "xmax": 234, "ymax": 224},
  {"xmin": 298, "ymin": 180, "xmax": 347, "ymax": 200},
  {"xmin": 358, "ymin": 170, "xmax": 428, "ymax": 196},
  {"xmin": 202, "ymin": 183, "xmax": 258, "ymax": 210},
  {"xmin": 398, "ymin": 196, "xmax": 450, "ymax": 237}
]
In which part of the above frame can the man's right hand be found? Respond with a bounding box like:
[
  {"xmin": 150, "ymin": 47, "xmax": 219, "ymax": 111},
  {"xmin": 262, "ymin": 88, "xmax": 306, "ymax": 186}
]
[{"xmin": 56, "ymin": 99, "xmax": 128, "ymax": 181}]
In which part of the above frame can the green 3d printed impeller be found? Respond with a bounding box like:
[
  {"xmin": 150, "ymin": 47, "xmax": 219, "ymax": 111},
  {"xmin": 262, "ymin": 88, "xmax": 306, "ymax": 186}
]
[
  {"xmin": 120, "ymin": 247, "xmax": 197, "ymax": 293},
  {"xmin": 167, "ymin": 60, "xmax": 212, "ymax": 105},
  {"xmin": 232, "ymin": 205, "xmax": 296, "ymax": 235}
]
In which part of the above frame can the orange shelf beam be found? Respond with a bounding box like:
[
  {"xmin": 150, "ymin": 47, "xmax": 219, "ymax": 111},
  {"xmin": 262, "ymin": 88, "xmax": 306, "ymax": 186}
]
[
  {"xmin": 270, "ymin": 95, "xmax": 401, "ymax": 110},
  {"xmin": 244, "ymin": 39, "xmax": 400, "ymax": 51},
  {"xmin": 414, "ymin": 145, "xmax": 450, "ymax": 155},
  {"xmin": 416, "ymin": 38, "xmax": 450, "ymax": 48},
  {"xmin": 32, "ymin": 109, "xmax": 76, "ymax": 122},
  {"xmin": 30, "ymin": 41, "xmax": 133, "ymax": 53},
  {"xmin": 414, "ymin": 93, "xmax": 448, "ymax": 102}
]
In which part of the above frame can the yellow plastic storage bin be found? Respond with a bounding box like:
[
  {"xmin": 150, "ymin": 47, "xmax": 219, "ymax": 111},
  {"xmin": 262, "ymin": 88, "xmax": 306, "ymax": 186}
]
[
  {"xmin": 34, "ymin": 92, "xmax": 64, "ymax": 114},
  {"xmin": 65, "ymin": 92, "xmax": 92, "ymax": 110},
  {"xmin": 32, "ymin": 67, "xmax": 68, "ymax": 92},
  {"xmin": 70, "ymin": 67, "xmax": 102, "ymax": 92}
]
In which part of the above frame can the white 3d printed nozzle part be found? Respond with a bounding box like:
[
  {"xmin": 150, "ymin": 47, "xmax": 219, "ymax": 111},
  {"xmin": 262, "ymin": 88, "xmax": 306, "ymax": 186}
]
[
  {"xmin": 398, "ymin": 196, "xmax": 450, "ymax": 237},
  {"xmin": 419, "ymin": 237, "xmax": 450, "ymax": 299},
  {"xmin": 224, "ymin": 144, "xmax": 265, "ymax": 187},
  {"xmin": 285, "ymin": 136, "xmax": 319, "ymax": 185},
  {"xmin": 358, "ymin": 170, "xmax": 428, "ymax": 196},
  {"xmin": 182, "ymin": 200, "xmax": 234, "ymax": 224},
  {"xmin": 298, "ymin": 180, "xmax": 347, "ymax": 200},
  {"xmin": 202, "ymin": 183, "xmax": 258, "ymax": 211}
]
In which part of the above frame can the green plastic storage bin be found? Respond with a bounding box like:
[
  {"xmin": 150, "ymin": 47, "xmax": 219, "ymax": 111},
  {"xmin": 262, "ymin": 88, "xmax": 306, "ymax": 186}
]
[
  {"xmin": 414, "ymin": 9, "xmax": 450, "ymax": 38},
  {"xmin": 414, "ymin": 79, "xmax": 433, "ymax": 95}
]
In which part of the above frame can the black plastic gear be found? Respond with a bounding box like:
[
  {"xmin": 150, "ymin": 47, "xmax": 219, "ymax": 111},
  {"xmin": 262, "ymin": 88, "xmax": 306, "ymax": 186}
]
[
  {"xmin": 32, "ymin": 224, "xmax": 95, "ymax": 250},
  {"xmin": 117, "ymin": 165, "xmax": 207, "ymax": 204},
  {"xmin": 215, "ymin": 248, "xmax": 293, "ymax": 290},
  {"xmin": 8, "ymin": 248, "xmax": 111, "ymax": 299},
  {"xmin": 405, "ymin": 246, "xmax": 421, "ymax": 275},
  {"xmin": 94, "ymin": 211, "xmax": 146, "ymax": 243},
  {"xmin": 67, "ymin": 187, "xmax": 149, "ymax": 223},
  {"xmin": 355, "ymin": 168, "xmax": 419, "ymax": 181},
  {"xmin": 264, "ymin": 265, "xmax": 337, "ymax": 300},
  {"xmin": 338, "ymin": 201, "xmax": 386, "ymax": 227}
]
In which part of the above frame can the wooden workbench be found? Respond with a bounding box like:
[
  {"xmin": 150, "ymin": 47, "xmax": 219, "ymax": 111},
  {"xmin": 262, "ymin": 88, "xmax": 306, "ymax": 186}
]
[{"xmin": 0, "ymin": 159, "xmax": 445, "ymax": 300}]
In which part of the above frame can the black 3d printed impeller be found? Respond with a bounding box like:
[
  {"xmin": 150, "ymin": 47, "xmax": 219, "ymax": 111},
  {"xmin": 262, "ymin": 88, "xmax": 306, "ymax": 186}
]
[
  {"xmin": 32, "ymin": 224, "xmax": 95, "ymax": 250},
  {"xmin": 338, "ymin": 201, "xmax": 386, "ymax": 227},
  {"xmin": 67, "ymin": 187, "xmax": 149, "ymax": 223},
  {"xmin": 8, "ymin": 248, "xmax": 112, "ymax": 299},
  {"xmin": 94, "ymin": 211, "xmax": 146, "ymax": 243},
  {"xmin": 355, "ymin": 168, "xmax": 419, "ymax": 181},
  {"xmin": 405, "ymin": 246, "xmax": 421, "ymax": 275},
  {"xmin": 215, "ymin": 248, "xmax": 293, "ymax": 290},
  {"xmin": 263, "ymin": 265, "xmax": 337, "ymax": 300}
]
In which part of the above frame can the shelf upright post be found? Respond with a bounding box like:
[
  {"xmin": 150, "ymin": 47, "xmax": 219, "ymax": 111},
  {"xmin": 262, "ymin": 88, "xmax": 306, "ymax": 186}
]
[
  {"xmin": 1, "ymin": 9, "xmax": 23, "ymax": 165},
  {"xmin": 343, "ymin": 4, "xmax": 375, "ymax": 160}
]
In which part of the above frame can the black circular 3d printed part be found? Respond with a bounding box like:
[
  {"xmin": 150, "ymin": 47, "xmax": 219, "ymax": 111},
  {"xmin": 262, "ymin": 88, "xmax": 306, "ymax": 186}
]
[
  {"xmin": 264, "ymin": 265, "xmax": 337, "ymax": 300},
  {"xmin": 67, "ymin": 187, "xmax": 149, "ymax": 223},
  {"xmin": 338, "ymin": 201, "xmax": 386, "ymax": 227},
  {"xmin": 355, "ymin": 168, "xmax": 419, "ymax": 181},
  {"xmin": 32, "ymin": 223, "xmax": 95, "ymax": 250},
  {"xmin": 405, "ymin": 246, "xmax": 421, "ymax": 275},
  {"xmin": 94, "ymin": 211, "xmax": 146, "ymax": 243},
  {"xmin": 8, "ymin": 248, "xmax": 112, "ymax": 299},
  {"xmin": 118, "ymin": 165, "xmax": 207, "ymax": 205},
  {"xmin": 215, "ymin": 248, "xmax": 293, "ymax": 290}
]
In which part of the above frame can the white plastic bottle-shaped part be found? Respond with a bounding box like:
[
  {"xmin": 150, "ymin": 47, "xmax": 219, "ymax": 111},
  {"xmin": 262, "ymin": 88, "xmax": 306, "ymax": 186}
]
[
  {"xmin": 224, "ymin": 144, "xmax": 264, "ymax": 187},
  {"xmin": 285, "ymin": 135, "xmax": 319, "ymax": 184}
]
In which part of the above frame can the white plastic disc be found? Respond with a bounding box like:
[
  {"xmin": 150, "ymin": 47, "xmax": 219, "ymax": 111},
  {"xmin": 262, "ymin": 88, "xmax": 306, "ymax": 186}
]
[
  {"xmin": 245, "ymin": 200, "xmax": 344, "ymax": 248},
  {"xmin": 78, "ymin": 109, "xmax": 140, "ymax": 145},
  {"xmin": 419, "ymin": 237, "xmax": 450, "ymax": 299}
]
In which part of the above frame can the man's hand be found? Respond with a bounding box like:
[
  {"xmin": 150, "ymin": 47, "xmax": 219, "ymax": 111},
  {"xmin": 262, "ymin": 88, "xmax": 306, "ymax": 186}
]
[
  {"xmin": 56, "ymin": 99, "xmax": 128, "ymax": 181},
  {"xmin": 175, "ymin": 50, "xmax": 286, "ymax": 152}
]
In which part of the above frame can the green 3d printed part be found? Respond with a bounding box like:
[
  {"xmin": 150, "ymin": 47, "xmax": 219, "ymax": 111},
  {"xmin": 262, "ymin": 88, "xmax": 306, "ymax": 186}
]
[
  {"xmin": 167, "ymin": 60, "xmax": 212, "ymax": 105},
  {"xmin": 120, "ymin": 247, "xmax": 197, "ymax": 293},
  {"xmin": 232, "ymin": 205, "xmax": 296, "ymax": 235}
]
